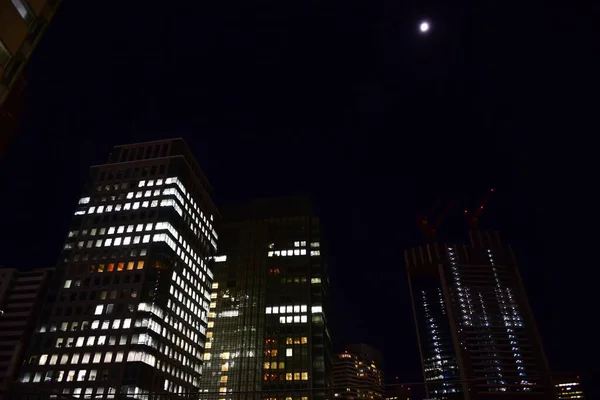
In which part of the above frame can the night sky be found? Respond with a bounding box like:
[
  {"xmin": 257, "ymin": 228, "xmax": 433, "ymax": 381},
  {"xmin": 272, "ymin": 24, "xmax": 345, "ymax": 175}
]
[{"xmin": 0, "ymin": 0, "xmax": 597, "ymax": 388}]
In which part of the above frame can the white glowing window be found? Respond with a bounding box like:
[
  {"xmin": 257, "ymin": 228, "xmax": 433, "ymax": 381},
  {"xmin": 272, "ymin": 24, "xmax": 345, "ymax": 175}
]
[
  {"xmin": 64, "ymin": 280, "xmax": 72, "ymax": 289},
  {"xmin": 294, "ymin": 249, "xmax": 300, "ymax": 255},
  {"xmin": 301, "ymin": 241, "xmax": 306, "ymax": 246},
  {"xmin": 97, "ymin": 336, "xmax": 107, "ymax": 345},
  {"xmin": 88, "ymin": 206, "xmax": 96, "ymax": 214},
  {"xmin": 117, "ymin": 226, "xmax": 125, "ymax": 234},
  {"xmin": 143, "ymin": 235, "xmax": 150, "ymax": 243},
  {"xmin": 281, "ymin": 250, "xmax": 287, "ymax": 256},
  {"xmin": 301, "ymin": 305, "xmax": 307, "ymax": 312},
  {"xmin": 133, "ymin": 202, "xmax": 140, "ymax": 210},
  {"xmin": 93, "ymin": 353, "xmax": 102, "ymax": 363},
  {"xmin": 39, "ymin": 354, "xmax": 48, "ymax": 365},
  {"xmin": 124, "ymin": 203, "xmax": 131, "ymax": 210},
  {"xmin": 133, "ymin": 236, "xmax": 141, "ymax": 244},
  {"xmin": 272, "ymin": 306, "xmax": 279, "ymax": 314},
  {"xmin": 112, "ymin": 320, "xmax": 121, "ymax": 329},
  {"xmin": 86, "ymin": 337, "xmax": 95, "ymax": 346},
  {"xmin": 127, "ymin": 192, "xmax": 134, "ymax": 199},
  {"xmin": 123, "ymin": 237, "xmax": 131, "ymax": 245},
  {"xmin": 275, "ymin": 251, "xmax": 280, "ymax": 256},
  {"xmin": 301, "ymin": 315, "xmax": 308, "ymax": 323},
  {"xmin": 286, "ymin": 316, "xmax": 293, "ymax": 323},
  {"xmin": 268, "ymin": 251, "xmax": 273, "ymax": 257},
  {"xmin": 156, "ymin": 179, "xmax": 163, "ymax": 185},
  {"xmin": 136, "ymin": 224, "xmax": 144, "ymax": 232},
  {"xmin": 78, "ymin": 197, "xmax": 91, "ymax": 204},
  {"xmin": 76, "ymin": 337, "xmax": 84, "ymax": 347},
  {"xmin": 106, "ymin": 205, "xmax": 113, "ymax": 212},
  {"xmin": 104, "ymin": 352, "xmax": 113, "ymax": 363},
  {"xmin": 114, "ymin": 238, "xmax": 122, "ymax": 246},
  {"xmin": 286, "ymin": 306, "xmax": 293, "ymax": 313},
  {"xmin": 135, "ymin": 192, "xmax": 142, "ymax": 198},
  {"xmin": 266, "ymin": 307, "xmax": 272, "ymax": 314},
  {"xmin": 279, "ymin": 316, "xmax": 286, "ymax": 324},
  {"xmin": 72, "ymin": 353, "xmax": 80, "ymax": 364},
  {"xmin": 151, "ymin": 200, "xmax": 159, "ymax": 207},
  {"xmin": 286, "ymin": 348, "xmax": 293, "ymax": 357},
  {"xmin": 97, "ymin": 205, "xmax": 105, "ymax": 214},
  {"xmin": 123, "ymin": 319, "xmax": 132, "ymax": 329},
  {"xmin": 293, "ymin": 305, "xmax": 300, "ymax": 313},
  {"xmin": 91, "ymin": 321, "xmax": 99, "ymax": 330},
  {"xmin": 104, "ymin": 238, "xmax": 112, "ymax": 247},
  {"xmin": 145, "ymin": 223, "xmax": 153, "ymax": 231},
  {"xmin": 49, "ymin": 355, "xmax": 58, "ymax": 365},
  {"xmin": 115, "ymin": 204, "xmax": 122, "ymax": 211},
  {"xmin": 94, "ymin": 305, "xmax": 104, "ymax": 315},
  {"xmin": 311, "ymin": 250, "xmax": 320, "ymax": 256},
  {"xmin": 293, "ymin": 316, "xmax": 300, "ymax": 323},
  {"xmin": 311, "ymin": 306, "xmax": 323, "ymax": 313},
  {"xmin": 144, "ymin": 190, "xmax": 151, "ymax": 197},
  {"xmin": 142, "ymin": 201, "xmax": 149, "ymax": 208},
  {"xmin": 82, "ymin": 353, "xmax": 90, "ymax": 364}
]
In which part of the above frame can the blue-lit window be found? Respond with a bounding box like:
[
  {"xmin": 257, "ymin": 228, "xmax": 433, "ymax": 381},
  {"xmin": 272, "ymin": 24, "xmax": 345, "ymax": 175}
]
[{"xmin": 10, "ymin": 0, "xmax": 34, "ymax": 25}]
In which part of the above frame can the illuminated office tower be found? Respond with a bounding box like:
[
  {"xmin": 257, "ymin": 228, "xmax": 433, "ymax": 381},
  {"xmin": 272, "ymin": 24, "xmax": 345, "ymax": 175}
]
[
  {"xmin": 554, "ymin": 374, "xmax": 584, "ymax": 399},
  {"xmin": 332, "ymin": 344, "xmax": 384, "ymax": 400},
  {"xmin": 16, "ymin": 139, "xmax": 218, "ymax": 399},
  {"xmin": 199, "ymin": 198, "xmax": 332, "ymax": 400},
  {"xmin": 405, "ymin": 231, "xmax": 554, "ymax": 400}
]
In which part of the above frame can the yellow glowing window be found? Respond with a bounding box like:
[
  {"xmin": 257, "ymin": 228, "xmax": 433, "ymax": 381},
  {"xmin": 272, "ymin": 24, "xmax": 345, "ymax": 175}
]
[
  {"xmin": 98, "ymin": 264, "xmax": 105, "ymax": 272},
  {"xmin": 117, "ymin": 262, "xmax": 125, "ymax": 271},
  {"xmin": 301, "ymin": 337, "xmax": 308, "ymax": 344},
  {"xmin": 203, "ymin": 353, "xmax": 211, "ymax": 361},
  {"xmin": 219, "ymin": 387, "xmax": 227, "ymax": 393},
  {"xmin": 264, "ymin": 362, "xmax": 270, "ymax": 369},
  {"xmin": 208, "ymin": 312, "xmax": 216, "ymax": 318},
  {"xmin": 107, "ymin": 263, "xmax": 115, "ymax": 272},
  {"xmin": 286, "ymin": 338, "xmax": 293, "ymax": 345},
  {"xmin": 208, "ymin": 322, "xmax": 214, "ymax": 328},
  {"xmin": 220, "ymin": 376, "xmax": 228, "ymax": 383},
  {"xmin": 271, "ymin": 362, "xmax": 277, "ymax": 369},
  {"xmin": 301, "ymin": 372, "xmax": 308, "ymax": 380},
  {"xmin": 221, "ymin": 352, "xmax": 230, "ymax": 359},
  {"xmin": 302, "ymin": 397, "xmax": 308, "ymax": 400},
  {"xmin": 294, "ymin": 373, "xmax": 300, "ymax": 380},
  {"xmin": 206, "ymin": 342, "xmax": 212, "ymax": 349},
  {"xmin": 210, "ymin": 303, "xmax": 216, "ymax": 309},
  {"xmin": 221, "ymin": 363, "xmax": 229, "ymax": 372},
  {"xmin": 212, "ymin": 282, "xmax": 219, "ymax": 289},
  {"xmin": 137, "ymin": 261, "xmax": 144, "ymax": 270},
  {"xmin": 211, "ymin": 293, "xmax": 218, "ymax": 299},
  {"xmin": 293, "ymin": 338, "xmax": 301, "ymax": 345},
  {"xmin": 286, "ymin": 373, "xmax": 293, "ymax": 381},
  {"xmin": 278, "ymin": 362, "xmax": 285, "ymax": 369},
  {"xmin": 286, "ymin": 397, "xmax": 292, "ymax": 400},
  {"xmin": 206, "ymin": 332, "xmax": 213, "ymax": 338},
  {"xmin": 127, "ymin": 262, "xmax": 134, "ymax": 271}
]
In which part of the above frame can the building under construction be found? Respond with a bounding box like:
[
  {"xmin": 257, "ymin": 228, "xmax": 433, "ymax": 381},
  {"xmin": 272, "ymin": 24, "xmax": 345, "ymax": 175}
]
[{"xmin": 405, "ymin": 192, "xmax": 555, "ymax": 399}]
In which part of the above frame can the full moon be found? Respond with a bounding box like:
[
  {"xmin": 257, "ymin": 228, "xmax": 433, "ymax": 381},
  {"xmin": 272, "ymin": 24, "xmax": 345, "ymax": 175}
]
[{"xmin": 419, "ymin": 21, "xmax": 430, "ymax": 33}]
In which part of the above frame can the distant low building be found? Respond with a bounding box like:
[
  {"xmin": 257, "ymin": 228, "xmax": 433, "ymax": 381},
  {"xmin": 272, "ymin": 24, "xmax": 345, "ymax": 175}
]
[
  {"xmin": 554, "ymin": 374, "xmax": 584, "ymax": 399},
  {"xmin": 385, "ymin": 384, "xmax": 412, "ymax": 400},
  {"xmin": 0, "ymin": 267, "xmax": 53, "ymax": 399},
  {"xmin": 333, "ymin": 344, "xmax": 384, "ymax": 400}
]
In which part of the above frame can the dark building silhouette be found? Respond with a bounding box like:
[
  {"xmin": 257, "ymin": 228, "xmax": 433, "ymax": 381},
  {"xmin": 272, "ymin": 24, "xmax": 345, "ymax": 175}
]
[
  {"xmin": 16, "ymin": 139, "xmax": 218, "ymax": 398},
  {"xmin": 405, "ymin": 231, "xmax": 554, "ymax": 399},
  {"xmin": 0, "ymin": 267, "xmax": 53, "ymax": 399},
  {"xmin": 0, "ymin": 0, "xmax": 61, "ymax": 159},
  {"xmin": 199, "ymin": 198, "xmax": 332, "ymax": 400},
  {"xmin": 332, "ymin": 344, "xmax": 384, "ymax": 400},
  {"xmin": 553, "ymin": 374, "xmax": 584, "ymax": 399}
]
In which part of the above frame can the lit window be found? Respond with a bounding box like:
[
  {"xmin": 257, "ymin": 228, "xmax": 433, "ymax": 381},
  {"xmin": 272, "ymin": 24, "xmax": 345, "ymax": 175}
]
[
  {"xmin": 301, "ymin": 249, "xmax": 307, "ymax": 255},
  {"xmin": 137, "ymin": 261, "xmax": 145, "ymax": 270},
  {"xmin": 94, "ymin": 305, "xmax": 104, "ymax": 315},
  {"xmin": 286, "ymin": 349, "xmax": 293, "ymax": 357},
  {"xmin": 97, "ymin": 205, "xmax": 105, "ymax": 214},
  {"xmin": 311, "ymin": 306, "xmax": 323, "ymax": 313},
  {"xmin": 108, "ymin": 227, "xmax": 116, "ymax": 235},
  {"xmin": 220, "ymin": 376, "xmax": 228, "ymax": 383},
  {"xmin": 76, "ymin": 337, "xmax": 84, "ymax": 347},
  {"xmin": 39, "ymin": 354, "xmax": 48, "ymax": 365},
  {"xmin": 301, "ymin": 372, "xmax": 308, "ymax": 380},
  {"xmin": 293, "ymin": 305, "xmax": 300, "ymax": 313},
  {"xmin": 286, "ymin": 373, "xmax": 293, "ymax": 381},
  {"xmin": 294, "ymin": 241, "xmax": 300, "ymax": 247},
  {"xmin": 64, "ymin": 280, "xmax": 72, "ymax": 289},
  {"xmin": 301, "ymin": 315, "xmax": 308, "ymax": 323}
]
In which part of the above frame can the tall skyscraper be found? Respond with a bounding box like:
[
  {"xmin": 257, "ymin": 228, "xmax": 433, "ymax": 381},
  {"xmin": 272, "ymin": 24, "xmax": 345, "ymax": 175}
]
[
  {"xmin": 16, "ymin": 139, "xmax": 218, "ymax": 399},
  {"xmin": 0, "ymin": 0, "xmax": 61, "ymax": 158},
  {"xmin": 0, "ymin": 267, "xmax": 53, "ymax": 399},
  {"xmin": 199, "ymin": 198, "xmax": 332, "ymax": 400},
  {"xmin": 554, "ymin": 374, "xmax": 584, "ymax": 399},
  {"xmin": 405, "ymin": 231, "xmax": 554, "ymax": 400},
  {"xmin": 332, "ymin": 344, "xmax": 384, "ymax": 400}
]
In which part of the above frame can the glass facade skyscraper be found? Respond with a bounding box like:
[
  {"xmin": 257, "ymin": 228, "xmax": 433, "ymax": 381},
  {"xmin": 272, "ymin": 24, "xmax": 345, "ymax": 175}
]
[
  {"xmin": 16, "ymin": 139, "xmax": 218, "ymax": 399},
  {"xmin": 199, "ymin": 198, "xmax": 332, "ymax": 400},
  {"xmin": 405, "ymin": 231, "xmax": 554, "ymax": 400}
]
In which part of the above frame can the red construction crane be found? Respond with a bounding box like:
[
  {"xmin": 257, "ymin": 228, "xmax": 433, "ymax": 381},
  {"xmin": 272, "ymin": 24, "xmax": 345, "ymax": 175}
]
[
  {"xmin": 464, "ymin": 188, "xmax": 495, "ymax": 230},
  {"xmin": 417, "ymin": 198, "xmax": 456, "ymax": 240}
]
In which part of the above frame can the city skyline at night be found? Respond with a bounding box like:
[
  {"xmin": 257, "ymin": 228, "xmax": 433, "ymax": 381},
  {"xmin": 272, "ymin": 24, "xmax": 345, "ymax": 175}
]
[{"xmin": 0, "ymin": 0, "xmax": 596, "ymax": 398}]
